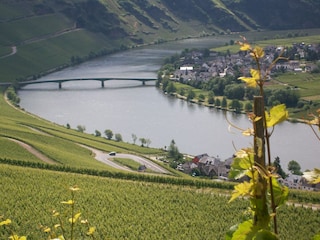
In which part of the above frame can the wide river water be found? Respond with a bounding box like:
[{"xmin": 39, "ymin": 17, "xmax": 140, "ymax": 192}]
[{"xmin": 18, "ymin": 36, "xmax": 319, "ymax": 171}]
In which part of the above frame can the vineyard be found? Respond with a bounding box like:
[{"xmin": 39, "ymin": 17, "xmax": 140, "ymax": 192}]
[
  {"xmin": 0, "ymin": 164, "xmax": 319, "ymax": 239},
  {"xmin": 1, "ymin": 87, "xmax": 320, "ymax": 239}
]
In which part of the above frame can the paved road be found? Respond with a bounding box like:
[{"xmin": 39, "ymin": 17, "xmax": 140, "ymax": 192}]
[
  {"xmin": 115, "ymin": 153, "xmax": 170, "ymax": 174},
  {"xmin": 80, "ymin": 145, "xmax": 169, "ymax": 174},
  {"xmin": 80, "ymin": 145, "xmax": 132, "ymax": 171}
]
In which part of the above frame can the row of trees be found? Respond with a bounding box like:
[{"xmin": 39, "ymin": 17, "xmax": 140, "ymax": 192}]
[
  {"xmin": 70, "ymin": 124, "xmax": 153, "ymax": 147},
  {"xmin": 160, "ymin": 75, "xmax": 300, "ymax": 109}
]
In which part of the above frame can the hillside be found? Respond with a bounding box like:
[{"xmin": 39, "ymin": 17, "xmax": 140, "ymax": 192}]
[{"xmin": 1, "ymin": 0, "xmax": 320, "ymax": 82}]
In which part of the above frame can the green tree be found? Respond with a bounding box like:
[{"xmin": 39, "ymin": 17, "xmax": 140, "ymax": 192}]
[
  {"xmin": 131, "ymin": 134, "xmax": 137, "ymax": 144},
  {"xmin": 139, "ymin": 138, "xmax": 147, "ymax": 147},
  {"xmin": 208, "ymin": 91, "xmax": 215, "ymax": 104},
  {"xmin": 288, "ymin": 160, "xmax": 302, "ymax": 175},
  {"xmin": 229, "ymin": 99, "xmax": 242, "ymax": 112},
  {"xmin": 104, "ymin": 129, "xmax": 113, "ymax": 140},
  {"xmin": 115, "ymin": 133, "xmax": 123, "ymax": 142},
  {"xmin": 168, "ymin": 139, "xmax": 183, "ymax": 162},
  {"xmin": 221, "ymin": 97, "xmax": 227, "ymax": 108},
  {"xmin": 224, "ymin": 84, "xmax": 245, "ymax": 100},
  {"xmin": 244, "ymin": 102, "xmax": 253, "ymax": 112},
  {"xmin": 76, "ymin": 125, "xmax": 86, "ymax": 133},
  {"xmin": 215, "ymin": 98, "xmax": 221, "ymax": 107},
  {"xmin": 187, "ymin": 89, "xmax": 195, "ymax": 101},
  {"xmin": 273, "ymin": 156, "xmax": 287, "ymax": 179},
  {"xmin": 198, "ymin": 93, "xmax": 205, "ymax": 102},
  {"xmin": 178, "ymin": 88, "xmax": 185, "ymax": 96},
  {"xmin": 166, "ymin": 81, "xmax": 176, "ymax": 94},
  {"xmin": 94, "ymin": 130, "xmax": 101, "ymax": 137}
]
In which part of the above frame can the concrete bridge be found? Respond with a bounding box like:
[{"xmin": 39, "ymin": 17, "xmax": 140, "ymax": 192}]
[
  {"xmin": 20, "ymin": 77, "xmax": 157, "ymax": 89},
  {"xmin": 1, "ymin": 77, "xmax": 157, "ymax": 89}
]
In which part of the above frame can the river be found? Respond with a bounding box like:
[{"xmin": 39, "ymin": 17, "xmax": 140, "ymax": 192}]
[{"xmin": 18, "ymin": 36, "xmax": 319, "ymax": 171}]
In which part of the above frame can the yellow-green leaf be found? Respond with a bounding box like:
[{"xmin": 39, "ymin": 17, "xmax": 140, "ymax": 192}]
[
  {"xmin": 270, "ymin": 177, "xmax": 288, "ymax": 207},
  {"xmin": 253, "ymin": 46, "xmax": 265, "ymax": 59},
  {"xmin": 69, "ymin": 186, "xmax": 80, "ymax": 191},
  {"xmin": 240, "ymin": 43, "xmax": 251, "ymax": 51},
  {"xmin": 9, "ymin": 235, "xmax": 27, "ymax": 240},
  {"xmin": 238, "ymin": 69, "xmax": 260, "ymax": 88},
  {"xmin": 265, "ymin": 104, "xmax": 288, "ymax": 127},
  {"xmin": 229, "ymin": 181, "xmax": 253, "ymax": 203},
  {"xmin": 242, "ymin": 128, "xmax": 254, "ymax": 136},
  {"xmin": 69, "ymin": 212, "xmax": 81, "ymax": 223},
  {"xmin": 0, "ymin": 218, "xmax": 11, "ymax": 226},
  {"xmin": 87, "ymin": 226, "xmax": 96, "ymax": 235},
  {"xmin": 230, "ymin": 220, "xmax": 257, "ymax": 240},
  {"xmin": 61, "ymin": 200, "xmax": 74, "ymax": 205}
]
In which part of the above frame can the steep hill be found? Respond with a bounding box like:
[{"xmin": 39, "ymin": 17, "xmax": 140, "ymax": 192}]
[{"xmin": 0, "ymin": 0, "xmax": 320, "ymax": 82}]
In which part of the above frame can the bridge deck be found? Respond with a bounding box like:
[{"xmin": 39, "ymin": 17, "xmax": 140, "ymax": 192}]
[{"xmin": 1, "ymin": 77, "xmax": 157, "ymax": 89}]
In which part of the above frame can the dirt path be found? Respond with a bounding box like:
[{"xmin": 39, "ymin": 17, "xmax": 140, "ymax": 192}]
[
  {"xmin": 0, "ymin": 24, "xmax": 80, "ymax": 59},
  {"xmin": 0, "ymin": 46, "xmax": 17, "ymax": 59},
  {"xmin": 8, "ymin": 138, "xmax": 56, "ymax": 164}
]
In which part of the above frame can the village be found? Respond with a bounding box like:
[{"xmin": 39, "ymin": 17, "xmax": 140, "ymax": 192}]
[
  {"xmin": 176, "ymin": 153, "xmax": 320, "ymax": 191},
  {"xmin": 173, "ymin": 42, "xmax": 320, "ymax": 83},
  {"xmin": 171, "ymin": 42, "xmax": 320, "ymax": 191}
]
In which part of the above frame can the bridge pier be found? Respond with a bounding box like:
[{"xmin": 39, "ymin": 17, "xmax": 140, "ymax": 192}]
[
  {"xmin": 142, "ymin": 80, "xmax": 145, "ymax": 85},
  {"xmin": 58, "ymin": 82, "xmax": 62, "ymax": 89},
  {"xmin": 101, "ymin": 81, "xmax": 104, "ymax": 88}
]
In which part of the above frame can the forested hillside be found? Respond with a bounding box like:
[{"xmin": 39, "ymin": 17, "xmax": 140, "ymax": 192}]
[{"xmin": 1, "ymin": 0, "xmax": 320, "ymax": 82}]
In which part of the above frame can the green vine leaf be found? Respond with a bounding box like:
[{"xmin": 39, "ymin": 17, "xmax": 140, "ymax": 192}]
[
  {"xmin": 238, "ymin": 69, "xmax": 260, "ymax": 88},
  {"xmin": 228, "ymin": 149, "xmax": 254, "ymax": 179},
  {"xmin": 230, "ymin": 220, "xmax": 257, "ymax": 240},
  {"xmin": 226, "ymin": 224, "xmax": 239, "ymax": 240},
  {"xmin": 313, "ymin": 233, "xmax": 320, "ymax": 240},
  {"xmin": 228, "ymin": 220, "xmax": 279, "ymax": 240},
  {"xmin": 265, "ymin": 104, "xmax": 288, "ymax": 127},
  {"xmin": 255, "ymin": 229, "xmax": 279, "ymax": 240},
  {"xmin": 229, "ymin": 181, "xmax": 253, "ymax": 203},
  {"xmin": 270, "ymin": 177, "xmax": 288, "ymax": 207}
]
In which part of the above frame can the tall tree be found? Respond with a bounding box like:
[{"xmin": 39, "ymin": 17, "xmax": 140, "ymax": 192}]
[
  {"xmin": 273, "ymin": 156, "xmax": 287, "ymax": 179},
  {"xmin": 115, "ymin": 133, "xmax": 123, "ymax": 142},
  {"xmin": 288, "ymin": 160, "xmax": 302, "ymax": 175},
  {"xmin": 131, "ymin": 134, "xmax": 137, "ymax": 144},
  {"xmin": 104, "ymin": 129, "xmax": 113, "ymax": 140}
]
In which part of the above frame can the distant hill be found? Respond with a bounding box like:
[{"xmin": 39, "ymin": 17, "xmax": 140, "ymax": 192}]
[{"xmin": 1, "ymin": 0, "xmax": 320, "ymax": 82}]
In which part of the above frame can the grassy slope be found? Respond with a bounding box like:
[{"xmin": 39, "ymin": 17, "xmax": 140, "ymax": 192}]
[{"xmin": 0, "ymin": 89, "xmax": 163, "ymax": 169}]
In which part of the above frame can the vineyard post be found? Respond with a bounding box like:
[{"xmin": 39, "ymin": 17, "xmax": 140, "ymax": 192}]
[{"xmin": 253, "ymin": 96, "xmax": 269, "ymax": 227}]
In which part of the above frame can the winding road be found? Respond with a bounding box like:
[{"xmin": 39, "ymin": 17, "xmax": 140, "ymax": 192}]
[{"xmin": 79, "ymin": 145, "xmax": 170, "ymax": 174}]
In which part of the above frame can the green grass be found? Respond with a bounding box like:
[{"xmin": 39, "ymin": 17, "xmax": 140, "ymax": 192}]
[
  {"xmin": 0, "ymin": 46, "xmax": 11, "ymax": 56},
  {"xmin": 273, "ymin": 72, "xmax": 320, "ymax": 100},
  {"xmin": 0, "ymin": 13, "xmax": 74, "ymax": 45},
  {"xmin": 0, "ymin": 30, "xmax": 125, "ymax": 82},
  {"xmin": 113, "ymin": 157, "xmax": 142, "ymax": 170},
  {"xmin": 0, "ymin": 2, "xmax": 33, "ymax": 20},
  {"xmin": 212, "ymin": 31, "xmax": 320, "ymax": 54},
  {"xmin": 0, "ymin": 137, "xmax": 43, "ymax": 163}
]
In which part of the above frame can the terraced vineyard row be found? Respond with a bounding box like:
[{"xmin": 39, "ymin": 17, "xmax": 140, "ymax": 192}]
[{"xmin": 1, "ymin": 164, "xmax": 319, "ymax": 239}]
